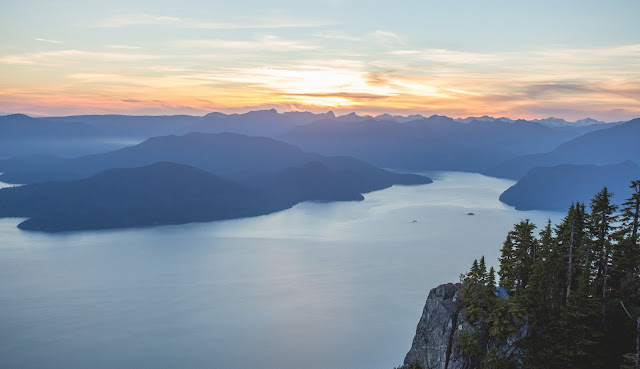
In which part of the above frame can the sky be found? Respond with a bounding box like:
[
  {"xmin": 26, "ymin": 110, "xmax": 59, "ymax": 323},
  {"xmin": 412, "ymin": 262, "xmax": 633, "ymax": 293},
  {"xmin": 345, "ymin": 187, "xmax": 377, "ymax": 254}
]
[{"xmin": 1, "ymin": 0, "xmax": 639, "ymax": 121}]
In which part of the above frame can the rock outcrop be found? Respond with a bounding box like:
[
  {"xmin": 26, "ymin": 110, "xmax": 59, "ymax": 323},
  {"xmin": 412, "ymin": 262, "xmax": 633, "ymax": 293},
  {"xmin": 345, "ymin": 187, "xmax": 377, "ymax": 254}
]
[
  {"xmin": 401, "ymin": 283, "xmax": 530, "ymax": 369},
  {"xmin": 403, "ymin": 283, "xmax": 469, "ymax": 369}
]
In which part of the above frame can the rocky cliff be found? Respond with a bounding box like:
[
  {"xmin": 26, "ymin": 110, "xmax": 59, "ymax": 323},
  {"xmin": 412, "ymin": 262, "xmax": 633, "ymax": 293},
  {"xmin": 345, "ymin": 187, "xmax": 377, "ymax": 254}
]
[{"xmin": 401, "ymin": 283, "xmax": 530, "ymax": 369}]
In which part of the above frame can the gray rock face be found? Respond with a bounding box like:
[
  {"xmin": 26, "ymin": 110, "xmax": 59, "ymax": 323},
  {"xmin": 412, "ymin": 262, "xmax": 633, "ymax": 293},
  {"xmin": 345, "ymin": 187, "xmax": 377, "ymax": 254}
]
[
  {"xmin": 401, "ymin": 283, "xmax": 530, "ymax": 369},
  {"xmin": 403, "ymin": 283, "xmax": 470, "ymax": 369}
]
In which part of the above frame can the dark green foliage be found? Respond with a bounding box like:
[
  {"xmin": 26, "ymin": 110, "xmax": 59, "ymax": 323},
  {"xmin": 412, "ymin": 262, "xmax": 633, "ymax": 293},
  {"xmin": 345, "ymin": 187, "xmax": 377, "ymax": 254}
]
[
  {"xmin": 613, "ymin": 181, "xmax": 640, "ymax": 305},
  {"xmin": 588, "ymin": 187, "xmax": 618, "ymax": 330},
  {"xmin": 487, "ymin": 298, "xmax": 524, "ymax": 339},
  {"xmin": 621, "ymin": 351, "xmax": 640, "ymax": 369},
  {"xmin": 463, "ymin": 256, "xmax": 497, "ymax": 323},
  {"xmin": 482, "ymin": 347, "xmax": 518, "ymax": 369},
  {"xmin": 499, "ymin": 219, "xmax": 538, "ymax": 297},
  {"xmin": 460, "ymin": 181, "xmax": 640, "ymax": 368},
  {"xmin": 457, "ymin": 329, "xmax": 482, "ymax": 363},
  {"xmin": 487, "ymin": 267, "xmax": 497, "ymax": 302}
]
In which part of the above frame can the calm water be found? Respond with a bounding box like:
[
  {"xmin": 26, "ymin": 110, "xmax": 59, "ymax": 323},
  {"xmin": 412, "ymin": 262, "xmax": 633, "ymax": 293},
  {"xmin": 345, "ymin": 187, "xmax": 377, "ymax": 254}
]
[{"xmin": 0, "ymin": 172, "xmax": 562, "ymax": 369}]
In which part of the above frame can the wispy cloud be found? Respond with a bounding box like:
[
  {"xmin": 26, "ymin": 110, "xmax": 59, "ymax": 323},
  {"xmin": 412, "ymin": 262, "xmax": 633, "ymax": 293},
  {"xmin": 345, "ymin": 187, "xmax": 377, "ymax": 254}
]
[
  {"xmin": 185, "ymin": 20, "xmax": 332, "ymax": 29},
  {"xmin": 314, "ymin": 32, "xmax": 360, "ymax": 41},
  {"xmin": 0, "ymin": 50, "xmax": 161, "ymax": 65},
  {"xmin": 532, "ymin": 44, "xmax": 640, "ymax": 61},
  {"xmin": 388, "ymin": 49, "xmax": 499, "ymax": 64},
  {"xmin": 388, "ymin": 50, "xmax": 421, "ymax": 56},
  {"xmin": 106, "ymin": 44, "xmax": 141, "ymax": 50},
  {"xmin": 176, "ymin": 35, "xmax": 319, "ymax": 51},
  {"xmin": 97, "ymin": 13, "xmax": 333, "ymax": 29},
  {"xmin": 98, "ymin": 14, "xmax": 180, "ymax": 27},
  {"xmin": 370, "ymin": 30, "xmax": 405, "ymax": 46},
  {"xmin": 34, "ymin": 38, "xmax": 63, "ymax": 44},
  {"xmin": 522, "ymin": 81, "xmax": 640, "ymax": 103}
]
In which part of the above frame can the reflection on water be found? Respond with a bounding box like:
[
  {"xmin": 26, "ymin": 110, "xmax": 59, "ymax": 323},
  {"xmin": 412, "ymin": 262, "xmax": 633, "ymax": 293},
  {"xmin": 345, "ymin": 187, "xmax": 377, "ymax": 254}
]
[{"xmin": 0, "ymin": 172, "xmax": 562, "ymax": 369}]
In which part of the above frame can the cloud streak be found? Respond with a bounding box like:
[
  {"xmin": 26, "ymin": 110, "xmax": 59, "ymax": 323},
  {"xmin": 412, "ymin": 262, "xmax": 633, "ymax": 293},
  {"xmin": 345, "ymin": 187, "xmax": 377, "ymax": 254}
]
[
  {"xmin": 388, "ymin": 49, "xmax": 500, "ymax": 64},
  {"xmin": 34, "ymin": 38, "xmax": 63, "ymax": 44},
  {"xmin": 371, "ymin": 30, "xmax": 406, "ymax": 46},
  {"xmin": 176, "ymin": 35, "xmax": 319, "ymax": 51},
  {"xmin": 314, "ymin": 32, "xmax": 360, "ymax": 41},
  {"xmin": 0, "ymin": 50, "xmax": 163, "ymax": 65},
  {"xmin": 97, "ymin": 13, "xmax": 333, "ymax": 29},
  {"xmin": 106, "ymin": 45, "xmax": 141, "ymax": 50},
  {"xmin": 98, "ymin": 14, "xmax": 180, "ymax": 27}
]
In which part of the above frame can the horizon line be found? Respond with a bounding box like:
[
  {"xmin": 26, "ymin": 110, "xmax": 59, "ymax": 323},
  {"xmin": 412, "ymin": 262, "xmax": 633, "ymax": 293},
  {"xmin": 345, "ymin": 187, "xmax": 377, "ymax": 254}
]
[{"xmin": 1, "ymin": 109, "xmax": 628, "ymax": 124}]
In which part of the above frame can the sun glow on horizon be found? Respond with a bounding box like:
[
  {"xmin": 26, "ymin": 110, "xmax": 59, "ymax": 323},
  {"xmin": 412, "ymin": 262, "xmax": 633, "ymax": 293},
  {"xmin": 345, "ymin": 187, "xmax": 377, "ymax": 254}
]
[{"xmin": 1, "ymin": 1, "xmax": 639, "ymax": 121}]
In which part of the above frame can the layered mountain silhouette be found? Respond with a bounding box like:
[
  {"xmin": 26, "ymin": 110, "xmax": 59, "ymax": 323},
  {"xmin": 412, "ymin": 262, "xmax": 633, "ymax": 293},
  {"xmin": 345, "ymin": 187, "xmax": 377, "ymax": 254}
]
[
  {"xmin": 0, "ymin": 114, "xmax": 108, "ymax": 157},
  {"xmin": 178, "ymin": 109, "xmax": 335, "ymax": 137},
  {"xmin": 283, "ymin": 115, "xmax": 609, "ymax": 171},
  {"xmin": 0, "ymin": 132, "xmax": 318, "ymax": 184},
  {"xmin": 2, "ymin": 110, "xmax": 637, "ymax": 222},
  {"xmin": 1, "ymin": 111, "xmax": 612, "ymax": 164},
  {"xmin": 486, "ymin": 118, "xmax": 640, "ymax": 179},
  {"xmin": 0, "ymin": 133, "xmax": 430, "ymax": 231},
  {"xmin": 46, "ymin": 114, "xmax": 199, "ymax": 139},
  {"xmin": 0, "ymin": 132, "xmax": 426, "ymax": 186},
  {"xmin": 47, "ymin": 110, "xmax": 336, "ymax": 139},
  {"xmin": 499, "ymin": 161, "xmax": 640, "ymax": 211}
]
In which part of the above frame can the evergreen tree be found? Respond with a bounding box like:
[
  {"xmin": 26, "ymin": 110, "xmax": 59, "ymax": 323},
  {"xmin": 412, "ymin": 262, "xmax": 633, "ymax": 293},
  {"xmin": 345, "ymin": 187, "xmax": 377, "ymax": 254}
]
[
  {"xmin": 486, "ymin": 267, "xmax": 497, "ymax": 302},
  {"xmin": 463, "ymin": 257, "xmax": 496, "ymax": 324},
  {"xmin": 479, "ymin": 256, "xmax": 488, "ymax": 285},
  {"xmin": 622, "ymin": 180, "xmax": 640, "ymax": 244},
  {"xmin": 499, "ymin": 234, "xmax": 516, "ymax": 296},
  {"xmin": 464, "ymin": 259, "xmax": 485, "ymax": 322},
  {"xmin": 499, "ymin": 220, "xmax": 538, "ymax": 297},
  {"xmin": 609, "ymin": 182, "xmax": 640, "ymax": 367},
  {"xmin": 613, "ymin": 180, "xmax": 640, "ymax": 300},
  {"xmin": 524, "ymin": 220, "xmax": 558, "ymax": 326},
  {"xmin": 554, "ymin": 203, "xmax": 587, "ymax": 304},
  {"xmin": 460, "ymin": 180, "xmax": 640, "ymax": 368},
  {"xmin": 588, "ymin": 187, "xmax": 618, "ymax": 328}
]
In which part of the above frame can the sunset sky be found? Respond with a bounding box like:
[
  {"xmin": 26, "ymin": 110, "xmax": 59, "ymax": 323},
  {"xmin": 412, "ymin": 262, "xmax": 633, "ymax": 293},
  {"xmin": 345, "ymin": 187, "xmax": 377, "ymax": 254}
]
[{"xmin": 1, "ymin": 0, "xmax": 639, "ymax": 121}]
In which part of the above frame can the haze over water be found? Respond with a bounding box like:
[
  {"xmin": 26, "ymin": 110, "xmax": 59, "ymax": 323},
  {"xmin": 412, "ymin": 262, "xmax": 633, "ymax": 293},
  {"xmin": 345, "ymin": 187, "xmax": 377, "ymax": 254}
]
[{"xmin": 0, "ymin": 172, "xmax": 562, "ymax": 369}]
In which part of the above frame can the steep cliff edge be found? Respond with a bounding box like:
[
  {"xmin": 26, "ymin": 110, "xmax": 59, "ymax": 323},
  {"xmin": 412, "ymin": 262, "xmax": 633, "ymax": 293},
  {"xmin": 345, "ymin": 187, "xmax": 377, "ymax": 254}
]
[{"xmin": 401, "ymin": 283, "xmax": 530, "ymax": 369}]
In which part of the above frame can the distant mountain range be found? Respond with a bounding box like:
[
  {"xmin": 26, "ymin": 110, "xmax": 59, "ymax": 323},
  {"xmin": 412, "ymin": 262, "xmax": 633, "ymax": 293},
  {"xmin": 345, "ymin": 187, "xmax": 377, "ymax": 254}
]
[
  {"xmin": 0, "ymin": 132, "xmax": 424, "ymax": 186},
  {"xmin": 283, "ymin": 115, "xmax": 611, "ymax": 172},
  {"xmin": 178, "ymin": 110, "xmax": 335, "ymax": 137},
  {"xmin": 453, "ymin": 115, "xmax": 610, "ymax": 127},
  {"xmin": 0, "ymin": 110, "xmax": 615, "ymax": 160},
  {"xmin": 485, "ymin": 118, "xmax": 640, "ymax": 179},
  {"xmin": 0, "ymin": 132, "xmax": 316, "ymax": 184},
  {"xmin": 1, "ymin": 109, "xmax": 638, "ymax": 215},
  {"xmin": 0, "ymin": 133, "xmax": 430, "ymax": 232},
  {"xmin": 0, "ymin": 114, "xmax": 108, "ymax": 157}
]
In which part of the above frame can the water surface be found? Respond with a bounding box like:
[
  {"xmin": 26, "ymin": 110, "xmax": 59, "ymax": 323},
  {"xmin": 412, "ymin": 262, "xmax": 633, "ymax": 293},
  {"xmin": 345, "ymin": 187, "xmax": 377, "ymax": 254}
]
[{"xmin": 0, "ymin": 172, "xmax": 562, "ymax": 369}]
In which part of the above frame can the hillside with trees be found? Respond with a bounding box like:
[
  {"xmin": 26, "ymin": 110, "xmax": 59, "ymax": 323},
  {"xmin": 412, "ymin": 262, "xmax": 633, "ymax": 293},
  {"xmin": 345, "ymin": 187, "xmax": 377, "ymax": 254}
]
[
  {"xmin": 402, "ymin": 180, "xmax": 640, "ymax": 368},
  {"xmin": 468, "ymin": 181, "xmax": 639, "ymax": 368}
]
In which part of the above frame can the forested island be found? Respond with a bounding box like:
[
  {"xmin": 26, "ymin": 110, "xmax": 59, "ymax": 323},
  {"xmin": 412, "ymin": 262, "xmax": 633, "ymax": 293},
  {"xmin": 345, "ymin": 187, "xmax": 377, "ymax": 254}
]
[{"xmin": 401, "ymin": 180, "xmax": 640, "ymax": 369}]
